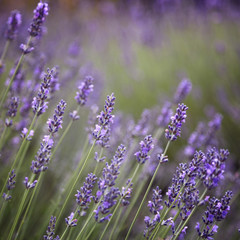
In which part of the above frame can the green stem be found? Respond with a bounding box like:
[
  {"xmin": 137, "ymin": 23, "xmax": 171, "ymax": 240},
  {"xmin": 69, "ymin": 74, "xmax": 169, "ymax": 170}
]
[
  {"xmin": 0, "ymin": 126, "xmax": 8, "ymax": 151},
  {"xmin": 85, "ymin": 222, "xmax": 97, "ymax": 240},
  {"xmin": 125, "ymin": 140, "xmax": 171, "ymax": 240},
  {"xmin": 172, "ymin": 188, "xmax": 208, "ymax": 240},
  {"xmin": 0, "ymin": 40, "xmax": 10, "ymax": 65},
  {"xmin": 7, "ymin": 175, "xmax": 35, "ymax": 240},
  {"xmin": 109, "ymin": 207, "xmax": 122, "ymax": 240},
  {"xmin": 0, "ymin": 113, "xmax": 37, "ymax": 202},
  {"xmin": 15, "ymin": 173, "xmax": 42, "ymax": 238},
  {"xmin": 0, "ymin": 37, "xmax": 32, "ymax": 111},
  {"xmin": 56, "ymin": 139, "xmax": 97, "ymax": 227}
]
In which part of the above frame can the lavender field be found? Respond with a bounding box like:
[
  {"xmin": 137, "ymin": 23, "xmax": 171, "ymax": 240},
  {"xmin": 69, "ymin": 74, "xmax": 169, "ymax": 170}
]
[{"xmin": 0, "ymin": 1, "xmax": 240, "ymax": 239}]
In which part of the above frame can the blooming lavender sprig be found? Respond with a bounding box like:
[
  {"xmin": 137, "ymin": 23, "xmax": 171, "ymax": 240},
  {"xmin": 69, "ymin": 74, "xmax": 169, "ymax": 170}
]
[
  {"xmin": 2, "ymin": 170, "xmax": 16, "ymax": 201},
  {"xmin": 21, "ymin": 128, "xmax": 34, "ymax": 141},
  {"xmin": 5, "ymin": 10, "xmax": 22, "ymax": 41},
  {"xmin": 92, "ymin": 93, "xmax": 115, "ymax": 147},
  {"xmin": 144, "ymin": 186, "xmax": 163, "ymax": 238},
  {"xmin": 174, "ymin": 78, "xmax": 192, "ymax": 104},
  {"xmin": 135, "ymin": 135, "xmax": 154, "ymax": 164},
  {"xmin": 196, "ymin": 191, "xmax": 233, "ymax": 239},
  {"xmin": 165, "ymin": 103, "xmax": 188, "ymax": 141},
  {"xmin": 47, "ymin": 100, "xmax": 66, "ymax": 135},
  {"xmin": 5, "ymin": 96, "xmax": 19, "ymax": 127},
  {"xmin": 28, "ymin": 1, "xmax": 49, "ymax": 37},
  {"xmin": 65, "ymin": 212, "xmax": 77, "ymax": 227},
  {"xmin": 75, "ymin": 173, "xmax": 97, "ymax": 215},
  {"xmin": 121, "ymin": 179, "xmax": 133, "ymax": 206},
  {"xmin": 44, "ymin": 216, "xmax": 59, "ymax": 240},
  {"xmin": 32, "ymin": 68, "xmax": 54, "ymax": 116},
  {"xmin": 200, "ymin": 147, "xmax": 229, "ymax": 190},
  {"xmin": 75, "ymin": 75, "xmax": 94, "ymax": 106},
  {"xmin": 156, "ymin": 101, "xmax": 173, "ymax": 128},
  {"xmin": 30, "ymin": 135, "xmax": 54, "ymax": 174},
  {"xmin": 94, "ymin": 144, "xmax": 126, "ymax": 222}
]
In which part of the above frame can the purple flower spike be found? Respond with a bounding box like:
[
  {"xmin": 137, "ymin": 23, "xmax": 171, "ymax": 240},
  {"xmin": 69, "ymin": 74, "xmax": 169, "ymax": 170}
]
[
  {"xmin": 75, "ymin": 75, "xmax": 94, "ymax": 106},
  {"xmin": 47, "ymin": 100, "xmax": 66, "ymax": 135},
  {"xmin": 5, "ymin": 10, "xmax": 22, "ymax": 41},
  {"xmin": 165, "ymin": 103, "xmax": 188, "ymax": 141},
  {"xmin": 5, "ymin": 97, "xmax": 19, "ymax": 127},
  {"xmin": 135, "ymin": 135, "xmax": 154, "ymax": 164},
  {"xmin": 28, "ymin": 1, "xmax": 49, "ymax": 37},
  {"xmin": 174, "ymin": 78, "xmax": 192, "ymax": 104},
  {"xmin": 32, "ymin": 68, "xmax": 54, "ymax": 116},
  {"xmin": 44, "ymin": 216, "xmax": 59, "ymax": 240},
  {"xmin": 157, "ymin": 101, "xmax": 173, "ymax": 128},
  {"xmin": 65, "ymin": 212, "xmax": 77, "ymax": 227}
]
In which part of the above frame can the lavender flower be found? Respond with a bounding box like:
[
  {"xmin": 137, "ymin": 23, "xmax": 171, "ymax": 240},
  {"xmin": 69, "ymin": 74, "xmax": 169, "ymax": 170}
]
[
  {"xmin": 75, "ymin": 173, "xmax": 97, "ymax": 215},
  {"xmin": 92, "ymin": 93, "xmax": 115, "ymax": 147},
  {"xmin": 30, "ymin": 135, "xmax": 54, "ymax": 174},
  {"xmin": 75, "ymin": 75, "xmax": 94, "ymax": 106},
  {"xmin": 165, "ymin": 103, "xmax": 188, "ymax": 141},
  {"xmin": 174, "ymin": 78, "xmax": 192, "ymax": 104},
  {"xmin": 69, "ymin": 110, "xmax": 80, "ymax": 121},
  {"xmin": 20, "ymin": 128, "xmax": 34, "ymax": 141},
  {"xmin": 196, "ymin": 191, "xmax": 233, "ymax": 239},
  {"xmin": 2, "ymin": 170, "xmax": 16, "ymax": 201},
  {"xmin": 120, "ymin": 179, "xmax": 133, "ymax": 206},
  {"xmin": 5, "ymin": 10, "xmax": 22, "ymax": 41},
  {"xmin": 23, "ymin": 177, "xmax": 38, "ymax": 189},
  {"xmin": 5, "ymin": 96, "xmax": 19, "ymax": 127},
  {"xmin": 65, "ymin": 212, "xmax": 77, "ymax": 227},
  {"xmin": 135, "ymin": 135, "xmax": 154, "ymax": 164},
  {"xmin": 156, "ymin": 101, "xmax": 173, "ymax": 128},
  {"xmin": 32, "ymin": 68, "xmax": 54, "ymax": 116},
  {"xmin": 28, "ymin": 1, "xmax": 49, "ymax": 37},
  {"xmin": 47, "ymin": 100, "xmax": 66, "ymax": 135},
  {"xmin": 44, "ymin": 216, "xmax": 59, "ymax": 240}
]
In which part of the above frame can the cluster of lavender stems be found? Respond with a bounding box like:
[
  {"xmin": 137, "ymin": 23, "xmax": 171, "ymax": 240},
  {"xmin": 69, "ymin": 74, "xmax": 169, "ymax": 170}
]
[{"xmin": 0, "ymin": 2, "xmax": 238, "ymax": 240}]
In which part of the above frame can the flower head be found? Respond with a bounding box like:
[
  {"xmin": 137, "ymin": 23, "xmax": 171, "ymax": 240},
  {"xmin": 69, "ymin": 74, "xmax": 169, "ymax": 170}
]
[{"xmin": 5, "ymin": 10, "xmax": 22, "ymax": 41}]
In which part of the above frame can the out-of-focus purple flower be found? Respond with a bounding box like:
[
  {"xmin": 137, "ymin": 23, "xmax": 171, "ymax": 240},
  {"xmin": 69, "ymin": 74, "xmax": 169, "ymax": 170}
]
[
  {"xmin": 65, "ymin": 212, "xmax": 77, "ymax": 227},
  {"xmin": 165, "ymin": 103, "xmax": 188, "ymax": 141},
  {"xmin": 47, "ymin": 100, "xmax": 66, "ymax": 135},
  {"xmin": 94, "ymin": 152, "xmax": 106, "ymax": 163},
  {"xmin": 174, "ymin": 78, "xmax": 192, "ymax": 104},
  {"xmin": 135, "ymin": 135, "xmax": 154, "ymax": 164},
  {"xmin": 69, "ymin": 110, "xmax": 80, "ymax": 121},
  {"xmin": 19, "ymin": 44, "xmax": 34, "ymax": 55},
  {"xmin": 44, "ymin": 216, "xmax": 59, "ymax": 240},
  {"xmin": 23, "ymin": 177, "xmax": 37, "ymax": 189},
  {"xmin": 49, "ymin": 66, "xmax": 60, "ymax": 96},
  {"xmin": 75, "ymin": 75, "xmax": 94, "ymax": 106},
  {"xmin": 30, "ymin": 135, "xmax": 54, "ymax": 174},
  {"xmin": 28, "ymin": 1, "xmax": 49, "ymax": 37},
  {"xmin": 75, "ymin": 173, "xmax": 97, "ymax": 215},
  {"xmin": 20, "ymin": 128, "xmax": 34, "ymax": 141},
  {"xmin": 2, "ymin": 170, "xmax": 16, "ymax": 201},
  {"xmin": 156, "ymin": 101, "xmax": 173, "ymax": 128},
  {"xmin": 5, "ymin": 97, "xmax": 19, "ymax": 127},
  {"xmin": 5, "ymin": 10, "xmax": 22, "ymax": 41},
  {"xmin": 32, "ymin": 68, "xmax": 54, "ymax": 116}
]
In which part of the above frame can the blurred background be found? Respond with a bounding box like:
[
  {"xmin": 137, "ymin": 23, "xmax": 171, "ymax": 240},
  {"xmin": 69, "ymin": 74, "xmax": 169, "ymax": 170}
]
[{"xmin": 1, "ymin": 0, "xmax": 240, "ymax": 239}]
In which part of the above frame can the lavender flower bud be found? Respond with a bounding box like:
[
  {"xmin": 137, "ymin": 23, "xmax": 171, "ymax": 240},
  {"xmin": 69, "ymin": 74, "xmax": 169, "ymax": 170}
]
[
  {"xmin": 174, "ymin": 78, "xmax": 192, "ymax": 104},
  {"xmin": 75, "ymin": 75, "xmax": 94, "ymax": 106},
  {"xmin": 19, "ymin": 44, "xmax": 34, "ymax": 55},
  {"xmin": 121, "ymin": 179, "xmax": 133, "ymax": 206},
  {"xmin": 5, "ymin": 10, "xmax": 22, "ymax": 41},
  {"xmin": 44, "ymin": 216, "xmax": 59, "ymax": 240},
  {"xmin": 23, "ymin": 177, "xmax": 37, "ymax": 189},
  {"xmin": 135, "ymin": 135, "xmax": 154, "ymax": 164},
  {"xmin": 32, "ymin": 68, "xmax": 54, "ymax": 116},
  {"xmin": 47, "ymin": 100, "xmax": 66, "ymax": 134},
  {"xmin": 165, "ymin": 103, "xmax": 188, "ymax": 141},
  {"xmin": 69, "ymin": 110, "xmax": 80, "ymax": 121},
  {"xmin": 28, "ymin": 1, "xmax": 49, "ymax": 37},
  {"xmin": 5, "ymin": 97, "xmax": 19, "ymax": 127},
  {"xmin": 21, "ymin": 128, "xmax": 34, "ymax": 141},
  {"xmin": 65, "ymin": 212, "xmax": 77, "ymax": 227}
]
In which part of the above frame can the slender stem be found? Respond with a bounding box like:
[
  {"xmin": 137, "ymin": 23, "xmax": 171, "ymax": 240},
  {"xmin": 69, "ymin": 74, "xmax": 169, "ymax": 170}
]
[
  {"xmin": 61, "ymin": 226, "xmax": 70, "ymax": 240},
  {"xmin": 85, "ymin": 222, "xmax": 97, "ymax": 240},
  {"xmin": 0, "ymin": 113, "xmax": 37, "ymax": 201},
  {"xmin": 109, "ymin": 207, "xmax": 122, "ymax": 240},
  {"xmin": 125, "ymin": 140, "xmax": 171, "ymax": 240},
  {"xmin": 15, "ymin": 173, "xmax": 42, "ymax": 238},
  {"xmin": 7, "ymin": 175, "xmax": 35, "ymax": 240},
  {"xmin": 0, "ymin": 40, "xmax": 10, "ymax": 64},
  {"xmin": 0, "ymin": 126, "xmax": 8, "ymax": 151},
  {"xmin": 56, "ymin": 139, "xmax": 97, "ymax": 227},
  {"xmin": 0, "ymin": 37, "xmax": 32, "ymax": 111},
  {"xmin": 172, "ymin": 188, "xmax": 208, "ymax": 240}
]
